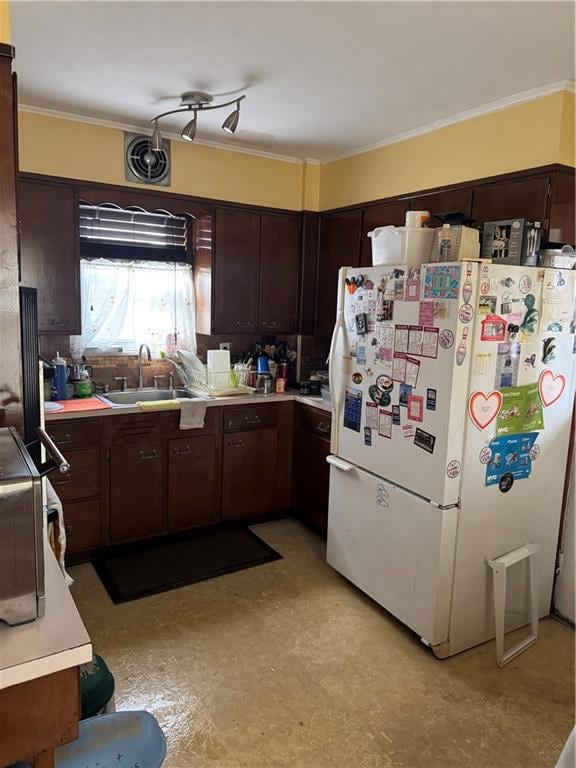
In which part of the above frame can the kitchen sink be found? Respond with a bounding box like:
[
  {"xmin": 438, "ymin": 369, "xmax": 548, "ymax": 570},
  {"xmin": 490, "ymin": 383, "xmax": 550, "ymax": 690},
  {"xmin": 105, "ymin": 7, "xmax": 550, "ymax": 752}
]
[{"xmin": 96, "ymin": 388, "xmax": 207, "ymax": 407}]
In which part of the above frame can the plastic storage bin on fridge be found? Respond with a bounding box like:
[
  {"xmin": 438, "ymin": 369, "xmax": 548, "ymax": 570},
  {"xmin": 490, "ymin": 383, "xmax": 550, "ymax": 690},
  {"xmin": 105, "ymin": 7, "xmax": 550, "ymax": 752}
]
[{"xmin": 368, "ymin": 226, "xmax": 435, "ymax": 266}]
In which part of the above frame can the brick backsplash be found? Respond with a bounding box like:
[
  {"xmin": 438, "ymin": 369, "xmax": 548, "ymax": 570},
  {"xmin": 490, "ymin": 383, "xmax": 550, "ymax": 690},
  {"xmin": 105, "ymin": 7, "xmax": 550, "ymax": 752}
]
[{"xmin": 39, "ymin": 332, "xmax": 325, "ymax": 390}]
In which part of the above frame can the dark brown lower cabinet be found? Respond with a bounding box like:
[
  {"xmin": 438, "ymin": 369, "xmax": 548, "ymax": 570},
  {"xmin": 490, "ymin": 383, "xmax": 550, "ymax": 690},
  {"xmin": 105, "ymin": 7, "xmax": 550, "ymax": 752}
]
[
  {"xmin": 293, "ymin": 405, "xmax": 332, "ymax": 534},
  {"xmin": 168, "ymin": 435, "xmax": 219, "ymax": 531},
  {"xmin": 222, "ymin": 428, "xmax": 279, "ymax": 520},
  {"xmin": 63, "ymin": 499, "xmax": 102, "ymax": 554},
  {"xmin": 110, "ymin": 441, "xmax": 165, "ymax": 543}
]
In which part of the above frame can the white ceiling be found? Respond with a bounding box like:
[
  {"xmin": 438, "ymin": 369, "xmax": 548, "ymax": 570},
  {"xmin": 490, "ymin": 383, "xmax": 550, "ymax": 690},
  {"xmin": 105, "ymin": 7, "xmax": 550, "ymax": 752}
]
[{"xmin": 11, "ymin": 1, "xmax": 576, "ymax": 162}]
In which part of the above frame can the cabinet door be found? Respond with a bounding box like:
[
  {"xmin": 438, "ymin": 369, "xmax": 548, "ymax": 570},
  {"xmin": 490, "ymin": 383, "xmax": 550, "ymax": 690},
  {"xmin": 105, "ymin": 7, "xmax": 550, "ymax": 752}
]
[
  {"xmin": 64, "ymin": 499, "xmax": 102, "ymax": 554},
  {"xmin": 472, "ymin": 176, "xmax": 550, "ymax": 227},
  {"xmin": 409, "ymin": 189, "xmax": 473, "ymax": 223},
  {"xmin": 293, "ymin": 415, "xmax": 331, "ymax": 534},
  {"xmin": 213, "ymin": 207, "xmax": 260, "ymax": 333},
  {"xmin": 548, "ymin": 172, "xmax": 575, "ymax": 245},
  {"xmin": 110, "ymin": 441, "xmax": 165, "ymax": 543},
  {"xmin": 19, "ymin": 180, "xmax": 79, "ymax": 333},
  {"xmin": 168, "ymin": 435, "xmax": 218, "ymax": 531},
  {"xmin": 316, "ymin": 210, "xmax": 362, "ymax": 337},
  {"xmin": 360, "ymin": 202, "xmax": 409, "ymax": 267},
  {"xmin": 259, "ymin": 213, "xmax": 301, "ymax": 333},
  {"xmin": 222, "ymin": 428, "xmax": 278, "ymax": 519}
]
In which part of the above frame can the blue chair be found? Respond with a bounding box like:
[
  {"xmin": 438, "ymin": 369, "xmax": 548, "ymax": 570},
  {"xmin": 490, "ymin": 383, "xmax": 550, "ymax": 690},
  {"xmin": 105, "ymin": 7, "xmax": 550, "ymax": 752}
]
[{"xmin": 55, "ymin": 711, "xmax": 166, "ymax": 768}]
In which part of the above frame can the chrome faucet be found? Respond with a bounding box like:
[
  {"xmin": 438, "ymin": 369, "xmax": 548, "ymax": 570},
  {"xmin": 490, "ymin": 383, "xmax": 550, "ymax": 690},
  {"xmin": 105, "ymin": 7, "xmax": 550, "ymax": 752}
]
[{"xmin": 137, "ymin": 344, "xmax": 152, "ymax": 389}]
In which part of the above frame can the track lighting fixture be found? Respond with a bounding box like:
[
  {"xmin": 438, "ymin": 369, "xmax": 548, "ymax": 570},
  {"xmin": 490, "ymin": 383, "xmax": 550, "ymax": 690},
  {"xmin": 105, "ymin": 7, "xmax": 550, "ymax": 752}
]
[{"xmin": 150, "ymin": 91, "xmax": 246, "ymax": 147}]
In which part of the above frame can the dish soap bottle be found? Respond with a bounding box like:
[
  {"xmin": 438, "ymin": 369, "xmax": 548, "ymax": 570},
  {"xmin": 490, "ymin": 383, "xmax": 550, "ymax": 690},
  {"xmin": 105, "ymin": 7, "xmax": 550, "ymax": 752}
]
[{"xmin": 52, "ymin": 351, "xmax": 69, "ymax": 401}]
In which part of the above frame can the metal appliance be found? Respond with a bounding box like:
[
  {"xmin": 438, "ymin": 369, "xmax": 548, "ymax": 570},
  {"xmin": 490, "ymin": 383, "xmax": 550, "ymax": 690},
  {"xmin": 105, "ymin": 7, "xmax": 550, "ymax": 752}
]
[{"xmin": 0, "ymin": 427, "xmax": 70, "ymax": 626}]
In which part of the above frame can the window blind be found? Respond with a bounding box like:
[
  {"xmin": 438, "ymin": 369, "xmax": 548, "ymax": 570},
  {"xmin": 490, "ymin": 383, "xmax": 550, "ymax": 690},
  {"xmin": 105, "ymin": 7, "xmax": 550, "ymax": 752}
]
[{"xmin": 79, "ymin": 203, "xmax": 189, "ymax": 262}]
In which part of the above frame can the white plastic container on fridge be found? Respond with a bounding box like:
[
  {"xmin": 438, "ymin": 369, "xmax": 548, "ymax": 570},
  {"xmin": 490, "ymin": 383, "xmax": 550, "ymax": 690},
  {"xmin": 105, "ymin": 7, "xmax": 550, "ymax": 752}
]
[{"xmin": 368, "ymin": 226, "xmax": 435, "ymax": 266}]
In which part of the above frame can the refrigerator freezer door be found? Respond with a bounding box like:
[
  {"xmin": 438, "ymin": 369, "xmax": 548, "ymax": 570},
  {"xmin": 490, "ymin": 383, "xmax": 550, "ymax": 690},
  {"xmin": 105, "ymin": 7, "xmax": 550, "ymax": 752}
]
[
  {"xmin": 333, "ymin": 263, "xmax": 477, "ymax": 506},
  {"xmin": 446, "ymin": 265, "xmax": 576, "ymax": 656},
  {"xmin": 326, "ymin": 460, "xmax": 459, "ymax": 646}
]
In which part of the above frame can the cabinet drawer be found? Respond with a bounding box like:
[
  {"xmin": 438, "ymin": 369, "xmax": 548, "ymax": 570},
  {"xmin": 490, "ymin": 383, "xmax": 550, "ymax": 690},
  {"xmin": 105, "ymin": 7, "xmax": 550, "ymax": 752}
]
[
  {"xmin": 63, "ymin": 499, "xmax": 102, "ymax": 554},
  {"xmin": 224, "ymin": 404, "xmax": 279, "ymax": 432},
  {"xmin": 106, "ymin": 411, "xmax": 175, "ymax": 444},
  {"xmin": 47, "ymin": 419, "xmax": 101, "ymax": 449},
  {"xmin": 50, "ymin": 447, "xmax": 100, "ymax": 501},
  {"xmin": 298, "ymin": 405, "xmax": 332, "ymax": 440}
]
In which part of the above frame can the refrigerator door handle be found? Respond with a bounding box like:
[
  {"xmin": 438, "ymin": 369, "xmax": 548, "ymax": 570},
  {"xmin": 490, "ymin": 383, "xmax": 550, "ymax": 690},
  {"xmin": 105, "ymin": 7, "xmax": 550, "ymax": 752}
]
[
  {"xmin": 328, "ymin": 267, "xmax": 349, "ymax": 456},
  {"xmin": 326, "ymin": 455, "xmax": 355, "ymax": 472}
]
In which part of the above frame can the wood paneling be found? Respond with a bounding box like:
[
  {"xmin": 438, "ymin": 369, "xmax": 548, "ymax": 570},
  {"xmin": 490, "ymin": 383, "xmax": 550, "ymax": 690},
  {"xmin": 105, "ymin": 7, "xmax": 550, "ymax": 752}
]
[
  {"xmin": 316, "ymin": 209, "xmax": 362, "ymax": 337},
  {"xmin": 259, "ymin": 212, "xmax": 301, "ymax": 333},
  {"xmin": 0, "ymin": 666, "xmax": 80, "ymax": 766},
  {"xmin": 0, "ymin": 47, "xmax": 23, "ymax": 432},
  {"xmin": 213, "ymin": 207, "xmax": 260, "ymax": 333}
]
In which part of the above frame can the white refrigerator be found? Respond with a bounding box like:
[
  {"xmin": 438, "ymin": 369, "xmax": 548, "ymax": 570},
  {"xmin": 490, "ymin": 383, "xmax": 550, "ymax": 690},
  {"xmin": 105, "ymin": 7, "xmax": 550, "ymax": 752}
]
[{"xmin": 326, "ymin": 261, "xmax": 575, "ymax": 657}]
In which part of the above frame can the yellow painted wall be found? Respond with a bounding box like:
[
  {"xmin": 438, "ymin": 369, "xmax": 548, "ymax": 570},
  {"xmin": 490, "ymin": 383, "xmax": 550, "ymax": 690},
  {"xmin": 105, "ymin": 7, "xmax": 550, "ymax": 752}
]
[
  {"xmin": 0, "ymin": 0, "xmax": 10, "ymax": 43},
  {"xmin": 559, "ymin": 90, "xmax": 575, "ymax": 167},
  {"xmin": 18, "ymin": 90, "xmax": 573, "ymax": 213},
  {"xmin": 319, "ymin": 91, "xmax": 575, "ymax": 210},
  {"xmin": 18, "ymin": 111, "xmax": 307, "ymax": 210}
]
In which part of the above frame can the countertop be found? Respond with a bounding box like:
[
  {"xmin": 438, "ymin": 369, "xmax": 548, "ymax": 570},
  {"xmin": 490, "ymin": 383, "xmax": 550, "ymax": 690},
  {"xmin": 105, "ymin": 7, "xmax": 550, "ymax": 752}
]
[
  {"xmin": 0, "ymin": 537, "xmax": 92, "ymax": 690},
  {"xmin": 45, "ymin": 392, "xmax": 333, "ymax": 420}
]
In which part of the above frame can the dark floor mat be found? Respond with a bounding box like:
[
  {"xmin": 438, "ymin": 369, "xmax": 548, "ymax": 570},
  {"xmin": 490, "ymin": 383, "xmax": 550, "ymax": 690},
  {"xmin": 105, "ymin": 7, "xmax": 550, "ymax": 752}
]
[{"xmin": 93, "ymin": 527, "xmax": 282, "ymax": 604}]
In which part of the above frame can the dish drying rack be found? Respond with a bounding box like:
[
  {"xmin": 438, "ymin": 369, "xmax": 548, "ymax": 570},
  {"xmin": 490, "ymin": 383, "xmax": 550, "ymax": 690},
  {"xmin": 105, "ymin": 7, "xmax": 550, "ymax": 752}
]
[{"xmin": 170, "ymin": 357, "xmax": 255, "ymax": 398}]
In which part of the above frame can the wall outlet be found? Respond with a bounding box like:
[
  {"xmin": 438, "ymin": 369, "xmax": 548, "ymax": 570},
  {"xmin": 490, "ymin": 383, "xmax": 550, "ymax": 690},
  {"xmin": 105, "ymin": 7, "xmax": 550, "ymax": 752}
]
[{"xmin": 219, "ymin": 342, "xmax": 231, "ymax": 351}]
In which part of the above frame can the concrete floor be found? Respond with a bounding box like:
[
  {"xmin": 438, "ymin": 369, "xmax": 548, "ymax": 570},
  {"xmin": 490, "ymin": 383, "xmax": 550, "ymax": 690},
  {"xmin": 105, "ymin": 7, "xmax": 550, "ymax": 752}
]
[{"xmin": 71, "ymin": 519, "xmax": 574, "ymax": 768}]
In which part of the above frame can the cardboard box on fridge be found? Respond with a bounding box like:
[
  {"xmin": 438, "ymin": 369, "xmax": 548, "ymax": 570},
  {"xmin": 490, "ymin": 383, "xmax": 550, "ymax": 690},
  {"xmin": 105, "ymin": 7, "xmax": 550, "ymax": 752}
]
[{"xmin": 433, "ymin": 225, "xmax": 480, "ymax": 262}]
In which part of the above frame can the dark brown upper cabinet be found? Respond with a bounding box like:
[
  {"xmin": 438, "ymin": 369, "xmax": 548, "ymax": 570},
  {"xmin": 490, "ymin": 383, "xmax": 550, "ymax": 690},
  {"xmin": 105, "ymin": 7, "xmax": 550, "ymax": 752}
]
[
  {"xmin": 408, "ymin": 189, "xmax": 473, "ymax": 223},
  {"xmin": 259, "ymin": 213, "xmax": 301, "ymax": 334},
  {"xmin": 360, "ymin": 202, "xmax": 409, "ymax": 267},
  {"xmin": 213, "ymin": 207, "xmax": 260, "ymax": 334},
  {"xmin": 19, "ymin": 180, "xmax": 80, "ymax": 334},
  {"xmin": 471, "ymin": 176, "xmax": 550, "ymax": 228},
  {"xmin": 316, "ymin": 209, "xmax": 362, "ymax": 338},
  {"xmin": 548, "ymin": 171, "xmax": 575, "ymax": 245}
]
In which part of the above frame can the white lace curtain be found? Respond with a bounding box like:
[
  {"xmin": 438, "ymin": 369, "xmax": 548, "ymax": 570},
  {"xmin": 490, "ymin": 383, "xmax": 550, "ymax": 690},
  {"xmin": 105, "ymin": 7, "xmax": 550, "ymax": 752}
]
[{"xmin": 73, "ymin": 258, "xmax": 197, "ymax": 357}]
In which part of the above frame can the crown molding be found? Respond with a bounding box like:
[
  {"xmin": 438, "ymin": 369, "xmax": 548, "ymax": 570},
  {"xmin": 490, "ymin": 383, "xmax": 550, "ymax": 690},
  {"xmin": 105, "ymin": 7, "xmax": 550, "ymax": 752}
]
[
  {"xmin": 17, "ymin": 103, "xmax": 313, "ymax": 165},
  {"xmin": 320, "ymin": 80, "xmax": 576, "ymax": 164}
]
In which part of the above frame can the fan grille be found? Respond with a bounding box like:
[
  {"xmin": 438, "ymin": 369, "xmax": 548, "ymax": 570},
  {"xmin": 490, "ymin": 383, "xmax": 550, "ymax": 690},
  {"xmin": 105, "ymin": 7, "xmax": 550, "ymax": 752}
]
[{"xmin": 124, "ymin": 133, "xmax": 171, "ymax": 186}]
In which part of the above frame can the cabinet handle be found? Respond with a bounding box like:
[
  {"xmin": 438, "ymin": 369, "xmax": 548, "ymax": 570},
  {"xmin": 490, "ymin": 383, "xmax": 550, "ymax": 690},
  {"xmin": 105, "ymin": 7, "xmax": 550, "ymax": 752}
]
[
  {"xmin": 228, "ymin": 439, "xmax": 245, "ymax": 448},
  {"xmin": 262, "ymin": 321, "xmax": 277, "ymax": 328},
  {"xmin": 243, "ymin": 415, "xmax": 261, "ymax": 424},
  {"xmin": 48, "ymin": 319, "xmax": 70, "ymax": 327},
  {"xmin": 50, "ymin": 433, "xmax": 72, "ymax": 446},
  {"xmin": 316, "ymin": 422, "xmax": 330, "ymax": 435},
  {"xmin": 65, "ymin": 524, "xmax": 72, "ymax": 537},
  {"xmin": 139, "ymin": 449, "xmax": 158, "ymax": 460},
  {"xmin": 235, "ymin": 321, "xmax": 253, "ymax": 328},
  {"xmin": 173, "ymin": 446, "xmax": 192, "ymax": 455}
]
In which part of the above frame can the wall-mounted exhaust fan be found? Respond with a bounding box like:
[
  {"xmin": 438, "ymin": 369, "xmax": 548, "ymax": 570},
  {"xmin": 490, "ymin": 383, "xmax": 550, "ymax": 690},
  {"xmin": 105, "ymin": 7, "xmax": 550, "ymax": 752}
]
[{"xmin": 124, "ymin": 132, "xmax": 171, "ymax": 186}]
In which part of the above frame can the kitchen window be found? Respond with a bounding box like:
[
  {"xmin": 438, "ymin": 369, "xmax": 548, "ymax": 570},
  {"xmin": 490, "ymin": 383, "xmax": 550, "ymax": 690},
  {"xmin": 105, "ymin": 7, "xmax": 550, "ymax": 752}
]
[{"xmin": 72, "ymin": 203, "xmax": 197, "ymax": 357}]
